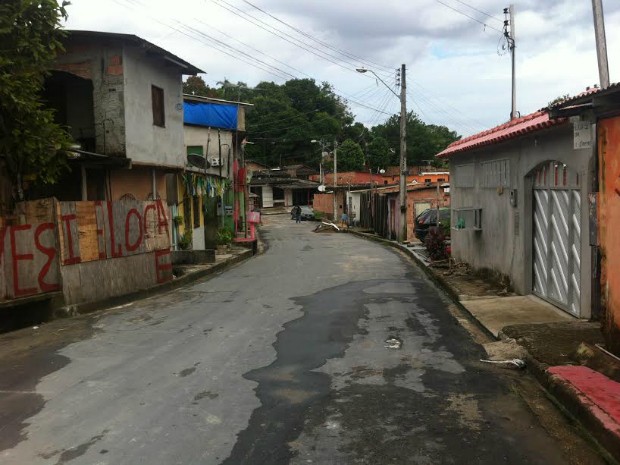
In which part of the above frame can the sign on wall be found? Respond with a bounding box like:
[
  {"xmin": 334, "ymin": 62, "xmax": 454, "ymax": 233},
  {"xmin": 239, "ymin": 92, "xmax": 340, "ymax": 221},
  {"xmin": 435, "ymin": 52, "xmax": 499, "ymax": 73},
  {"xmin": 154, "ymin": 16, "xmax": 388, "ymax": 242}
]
[{"xmin": 573, "ymin": 121, "xmax": 592, "ymax": 150}]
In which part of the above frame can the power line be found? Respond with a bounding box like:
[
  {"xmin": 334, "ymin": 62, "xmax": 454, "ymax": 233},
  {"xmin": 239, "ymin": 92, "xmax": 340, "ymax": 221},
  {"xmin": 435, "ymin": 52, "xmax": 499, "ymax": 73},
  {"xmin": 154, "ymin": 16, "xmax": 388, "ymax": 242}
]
[
  {"xmin": 241, "ymin": 0, "xmax": 394, "ymax": 73},
  {"xmin": 194, "ymin": 18, "xmax": 313, "ymax": 79},
  {"xmin": 210, "ymin": 0, "xmax": 395, "ymax": 80},
  {"xmin": 452, "ymin": 0, "xmax": 503, "ymax": 23},
  {"xmin": 113, "ymin": 0, "xmax": 292, "ymax": 81},
  {"xmin": 433, "ymin": 0, "xmax": 503, "ymax": 33},
  {"xmin": 174, "ymin": 20, "xmax": 297, "ymax": 79}
]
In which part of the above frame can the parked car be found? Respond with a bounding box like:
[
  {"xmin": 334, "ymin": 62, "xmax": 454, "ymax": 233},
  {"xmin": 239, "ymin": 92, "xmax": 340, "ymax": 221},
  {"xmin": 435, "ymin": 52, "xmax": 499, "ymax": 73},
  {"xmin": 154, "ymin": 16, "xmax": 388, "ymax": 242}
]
[
  {"xmin": 414, "ymin": 208, "xmax": 450, "ymax": 241},
  {"xmin": 290, "ymin": 205, "xmax": 315, "ymax": 221}
]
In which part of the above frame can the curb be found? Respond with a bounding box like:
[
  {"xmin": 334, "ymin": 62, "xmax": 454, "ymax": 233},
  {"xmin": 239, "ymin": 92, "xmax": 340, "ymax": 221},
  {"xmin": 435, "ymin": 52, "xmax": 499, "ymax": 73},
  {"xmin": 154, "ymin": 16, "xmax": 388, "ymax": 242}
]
[{"xmin": 57, "ymin": 249, "xmax": 254, "ymax": 318}]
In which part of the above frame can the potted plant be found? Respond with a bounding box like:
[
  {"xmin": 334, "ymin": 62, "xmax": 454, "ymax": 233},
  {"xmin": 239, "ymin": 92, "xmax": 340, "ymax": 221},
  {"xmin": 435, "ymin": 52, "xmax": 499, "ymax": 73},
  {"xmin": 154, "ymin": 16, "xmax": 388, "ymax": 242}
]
[
  {"xmin": 216, "ymin": 227, "xmax": 233, "ymax": 253},
  {"xmin": 177, "ymin": 230, "xmax": 192, "ymax": 250}
]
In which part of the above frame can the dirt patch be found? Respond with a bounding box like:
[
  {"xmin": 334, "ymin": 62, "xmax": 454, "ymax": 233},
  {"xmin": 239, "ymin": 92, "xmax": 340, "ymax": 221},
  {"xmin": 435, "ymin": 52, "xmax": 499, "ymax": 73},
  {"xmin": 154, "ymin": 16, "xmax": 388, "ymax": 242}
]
[
  {"xmin": 433, "ymin": 262, "xmax": 515, "ymax": 298},
  {"xmin": 502, "ymin": 321, "xmax": 604, "ymax": 367}
]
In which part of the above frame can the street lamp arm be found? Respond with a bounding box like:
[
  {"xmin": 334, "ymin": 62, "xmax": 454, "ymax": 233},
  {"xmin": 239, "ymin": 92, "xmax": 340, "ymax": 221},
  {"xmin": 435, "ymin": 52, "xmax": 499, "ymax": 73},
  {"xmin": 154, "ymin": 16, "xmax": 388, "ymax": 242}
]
[{"xmin": 356, "ymin": 68, "xmax": 400, "ymax": 100}]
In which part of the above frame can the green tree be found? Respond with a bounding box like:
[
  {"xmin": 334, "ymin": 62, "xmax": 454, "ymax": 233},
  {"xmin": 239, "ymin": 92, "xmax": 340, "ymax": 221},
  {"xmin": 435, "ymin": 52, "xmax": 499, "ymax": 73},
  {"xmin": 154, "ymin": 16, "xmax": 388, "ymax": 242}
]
[
  {"xmin": 0, "ymin": 0, "xmax": 73, "ymax": 199},
  {"xmin": 183, "ymin": 75, "xmax": 216, "ymax": 97},
  {"xmin": 336, "ymin": 139, "xmax": 365, "ymax": 171},
  {"xmin": 372, "ymin": 112, "xmax": 460, "ymax": 167},
  {"xmin": 242, "ymin": 78, "xmax": 348, "ymax": 167},
  {"xmin": 366, "ymin": 136, "xmax": 391, "ymax": 171}
]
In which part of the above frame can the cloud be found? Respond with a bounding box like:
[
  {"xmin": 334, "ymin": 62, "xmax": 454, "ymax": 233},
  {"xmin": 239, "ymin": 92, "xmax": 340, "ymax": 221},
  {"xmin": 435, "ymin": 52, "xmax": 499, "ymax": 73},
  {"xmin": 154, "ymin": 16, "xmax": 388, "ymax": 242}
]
[{"xmin": 63, "ymin": 0, "xmax": 620, "ymax": 137}]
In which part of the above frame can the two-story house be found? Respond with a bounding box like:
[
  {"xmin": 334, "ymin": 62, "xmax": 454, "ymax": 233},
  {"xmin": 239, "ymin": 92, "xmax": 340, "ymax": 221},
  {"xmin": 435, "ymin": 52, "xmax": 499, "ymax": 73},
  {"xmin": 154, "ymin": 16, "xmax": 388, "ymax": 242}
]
[{"xmin": 40, "ymin": 30, "xmax": 203, "ymax": 204}]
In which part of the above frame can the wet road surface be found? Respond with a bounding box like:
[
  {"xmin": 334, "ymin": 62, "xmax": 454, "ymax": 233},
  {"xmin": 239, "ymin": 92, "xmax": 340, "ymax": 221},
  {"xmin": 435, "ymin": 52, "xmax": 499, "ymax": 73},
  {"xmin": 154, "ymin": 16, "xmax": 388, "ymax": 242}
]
[{"xmin": 0, "ymin": 214, "xmax": 606, "ymax": 464}]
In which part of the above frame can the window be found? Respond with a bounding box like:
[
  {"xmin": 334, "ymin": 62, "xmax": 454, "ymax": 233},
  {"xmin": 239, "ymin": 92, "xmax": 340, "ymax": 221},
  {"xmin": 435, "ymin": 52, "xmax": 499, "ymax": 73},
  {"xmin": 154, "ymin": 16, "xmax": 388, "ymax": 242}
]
[
  {"xmin": 453, "ymin": 164, "xmax": 475, "ymax": 187},
  {"xmin": 152, "ymin": 85, "xmax": 165, "ymax": 127},
  {"xmin": 453, "ymin": 207, "xmax": 482, "ymax": 231},
  {"xmin": 438, "ymin": 178, "xmax": 445, "ymax": 183},
  {"xmin": 424, "ymin": 178, "xmax": 432, "ymax": 183},
  {"xmin": 193, "ymin": 196, "xmax": 200, "ymax": 228},
  {"xmin": 480, "ymin": 159, "xmax": 510, "ymax": 188},
  {"xmin": 187, "ymin": 146, "xmax": 204, "ymax": 156}
]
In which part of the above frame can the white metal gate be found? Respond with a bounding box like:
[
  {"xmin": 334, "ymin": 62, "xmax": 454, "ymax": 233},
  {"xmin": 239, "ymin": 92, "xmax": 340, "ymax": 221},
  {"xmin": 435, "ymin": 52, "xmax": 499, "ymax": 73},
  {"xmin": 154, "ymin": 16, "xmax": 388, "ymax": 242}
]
[{"xmin": 532, "ymin": 161, "xmax": 581, "ymax": 316}]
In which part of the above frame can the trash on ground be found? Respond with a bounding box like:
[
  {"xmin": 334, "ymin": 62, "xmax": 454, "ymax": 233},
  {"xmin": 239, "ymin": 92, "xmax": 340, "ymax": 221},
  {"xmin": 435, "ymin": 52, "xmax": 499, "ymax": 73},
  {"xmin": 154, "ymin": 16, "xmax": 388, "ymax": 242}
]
[
  {"xmin": 480, "ymin": 358, "xmax": 526, "ymax": 369},
  {"xmin": 385, "ymin": 337, "xmax": 402, "ymax": 349},
  {"xmin": 314, "ymin": 221, "xmax": 340, "ymax": 233}
]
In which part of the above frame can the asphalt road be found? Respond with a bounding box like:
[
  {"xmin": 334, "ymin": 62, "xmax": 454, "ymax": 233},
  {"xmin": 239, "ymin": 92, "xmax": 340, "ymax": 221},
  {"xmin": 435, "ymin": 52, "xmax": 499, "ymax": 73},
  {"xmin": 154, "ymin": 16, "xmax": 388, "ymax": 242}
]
[{"xmin": 0, "ymin": 214, "xmax": 606, "ymax": 465}]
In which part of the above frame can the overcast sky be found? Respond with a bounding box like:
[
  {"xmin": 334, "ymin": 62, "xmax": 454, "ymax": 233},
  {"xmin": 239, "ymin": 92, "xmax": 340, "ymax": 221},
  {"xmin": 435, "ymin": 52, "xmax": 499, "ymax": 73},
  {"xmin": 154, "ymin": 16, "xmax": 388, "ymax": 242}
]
[{"xmin": 64, "ymin": 0, "xmax": 620, "ymax": 137}]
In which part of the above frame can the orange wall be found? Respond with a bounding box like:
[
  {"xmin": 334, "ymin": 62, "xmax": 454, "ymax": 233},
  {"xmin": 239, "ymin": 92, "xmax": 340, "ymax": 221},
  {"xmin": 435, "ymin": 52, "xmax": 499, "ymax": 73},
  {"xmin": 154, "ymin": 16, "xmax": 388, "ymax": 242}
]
[
  {"xmin": 406, "ymin": 188, "xmax": 450, "ymax": 242},
  {"xmin": 313, "ymin": 192, "xmax": 344, "ymax": 220},
  {"xmin": 110, "ymin": 167, "xmax": 167, "ymax": 201},
  {"xmin": 599, "ymin": 118, "xmax": 620, "ymax": 352}
]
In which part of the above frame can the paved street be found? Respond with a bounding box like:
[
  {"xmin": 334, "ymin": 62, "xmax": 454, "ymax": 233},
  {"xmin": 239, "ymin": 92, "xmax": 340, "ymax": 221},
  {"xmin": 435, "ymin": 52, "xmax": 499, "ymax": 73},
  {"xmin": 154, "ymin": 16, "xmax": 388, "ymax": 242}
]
[{"xmin": 0, "ymin": 214, "xmax": 605, "ymax": 465}]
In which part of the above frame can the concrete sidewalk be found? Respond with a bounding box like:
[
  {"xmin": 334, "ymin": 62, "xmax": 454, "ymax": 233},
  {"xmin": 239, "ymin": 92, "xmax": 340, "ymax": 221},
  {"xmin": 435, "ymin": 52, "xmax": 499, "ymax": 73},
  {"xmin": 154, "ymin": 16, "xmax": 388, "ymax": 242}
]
[{"xmin": 350, "ymin": 229, "xmax": 620, "ymax": 463}]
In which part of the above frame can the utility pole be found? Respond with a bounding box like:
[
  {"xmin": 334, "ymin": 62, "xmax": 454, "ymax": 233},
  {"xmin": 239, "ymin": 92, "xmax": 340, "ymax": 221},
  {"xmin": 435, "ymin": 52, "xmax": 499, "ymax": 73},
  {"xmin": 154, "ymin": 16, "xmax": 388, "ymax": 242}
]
[
  {"xmin": 399, "ymin": 64, "xmax": 407, "ymax": 243},
  {"xmin": 333, "ymin": 139, "xmax": 338, "ymax": 222},
  {"xmin": 592, "ymin": 0, "xmax": 610, "ymax": 89},
  {"xmin": 504, "ymin": 5, "xmax": 517, "ymax": 120},
  {"xmin": 355, "ymin": 64, "xmax": 407, "ymax": 241}
]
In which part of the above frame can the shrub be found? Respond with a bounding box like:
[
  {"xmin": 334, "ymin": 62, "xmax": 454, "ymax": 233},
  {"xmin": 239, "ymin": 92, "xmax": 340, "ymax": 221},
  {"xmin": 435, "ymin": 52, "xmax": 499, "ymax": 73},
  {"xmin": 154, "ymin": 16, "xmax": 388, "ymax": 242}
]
[
  {"xmin": 177, "ymin": 230, "xmax": 192, "ymax": 250},
  {"xmin": 424, "ymin": 226, "xmax": 449, "ymax": 261},
  {"xmin": 216, "ymin": 227, "xmax": 233, "ymax": 245}
]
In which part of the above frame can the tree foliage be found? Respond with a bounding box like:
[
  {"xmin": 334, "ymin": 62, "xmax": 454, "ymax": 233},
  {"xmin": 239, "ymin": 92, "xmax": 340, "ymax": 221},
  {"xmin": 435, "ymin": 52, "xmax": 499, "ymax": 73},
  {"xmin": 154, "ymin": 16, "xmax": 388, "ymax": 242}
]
[
  {"xmin": 366, "ymin": 136, "xmax": 391, "ymax": 171},
  {"xmin": 218, "ymin": 78, "xmax": 350, "ymax": 167},
  {"xmin": 336, "ymin": 139, "xmax": 365, "ymax": 172},
  {"xmin": 0, "ymin": 0, "xmax": 73, "ymax": 198},
  {"xmin": 200, "ymin": 78, "xmax": 459, "ymax": 172},
  {"xmin": 183, "ymin": 75, "xmax": 217, "ymax": 97},
  {"xmin": 371, "ymin": 112, "xmax": 460, "ymax": 167}
]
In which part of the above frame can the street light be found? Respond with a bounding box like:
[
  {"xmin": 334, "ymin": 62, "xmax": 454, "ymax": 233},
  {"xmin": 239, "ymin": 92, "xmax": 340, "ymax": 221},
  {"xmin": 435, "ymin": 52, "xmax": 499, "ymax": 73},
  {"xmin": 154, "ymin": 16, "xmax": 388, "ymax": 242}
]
[
  {"xmin": 356, "ymin": 65, "xmax": 408, "ymax": 243},
  {"xmin": 311, "ymin": 139, "xmax": 338, "ymax": 221}
]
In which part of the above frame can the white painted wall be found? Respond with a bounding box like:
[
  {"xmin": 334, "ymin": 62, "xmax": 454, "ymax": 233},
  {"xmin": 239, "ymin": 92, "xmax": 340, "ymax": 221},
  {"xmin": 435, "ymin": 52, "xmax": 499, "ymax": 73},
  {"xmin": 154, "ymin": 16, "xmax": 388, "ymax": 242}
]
[
  {"xmin": 123, "ymin": 46, "xmax": 185, "ymax": 168},
  {"xmin": 262, "ymin": 185, "xmax": 274, "ymax": 208},
  {"xmin": 192, "ymin": 226, "xmax": 205, "ymax": 250},
  {"xmin": 183, "ymin": 126, "xmax": 233, "ymax": 179},
  {"xmin": 348, "ymin": 192, "xmax": 361, "ymax": 224}
]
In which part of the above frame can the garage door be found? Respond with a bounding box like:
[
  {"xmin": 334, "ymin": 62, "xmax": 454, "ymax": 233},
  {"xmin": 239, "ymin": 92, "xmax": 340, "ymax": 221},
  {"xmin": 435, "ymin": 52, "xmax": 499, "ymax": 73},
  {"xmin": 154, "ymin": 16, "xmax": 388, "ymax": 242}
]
[{"xmin": 532, "ymin": 161, "xmax": 581, "ymax": 316}]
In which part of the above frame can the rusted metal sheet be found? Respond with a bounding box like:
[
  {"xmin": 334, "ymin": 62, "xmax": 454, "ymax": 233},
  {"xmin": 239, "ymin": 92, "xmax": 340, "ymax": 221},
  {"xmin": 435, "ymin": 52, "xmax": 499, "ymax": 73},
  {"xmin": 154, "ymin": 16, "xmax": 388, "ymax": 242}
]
[{"xmin": 599, "ymin": 118, "xmax": 620, "ymax": 352}]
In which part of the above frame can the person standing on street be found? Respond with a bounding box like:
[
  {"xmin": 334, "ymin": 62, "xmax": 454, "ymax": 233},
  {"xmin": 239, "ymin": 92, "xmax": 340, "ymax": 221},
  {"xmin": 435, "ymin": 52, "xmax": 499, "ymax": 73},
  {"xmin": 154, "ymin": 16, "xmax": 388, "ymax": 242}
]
[{"xmin": 293, "ymin": 205, "xmax": 302, "ymax": 223}]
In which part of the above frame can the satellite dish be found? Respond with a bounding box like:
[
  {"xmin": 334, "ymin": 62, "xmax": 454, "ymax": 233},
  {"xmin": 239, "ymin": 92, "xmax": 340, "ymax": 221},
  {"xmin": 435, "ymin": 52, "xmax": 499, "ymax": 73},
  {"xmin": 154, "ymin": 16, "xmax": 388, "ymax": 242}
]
[
  {"xmin": 187, "ymin": 153, "xmax": 209, "ymax": 169},
  {"xmin": 318, "ymin": 185, "xmax": 326, "ymax": 192}
]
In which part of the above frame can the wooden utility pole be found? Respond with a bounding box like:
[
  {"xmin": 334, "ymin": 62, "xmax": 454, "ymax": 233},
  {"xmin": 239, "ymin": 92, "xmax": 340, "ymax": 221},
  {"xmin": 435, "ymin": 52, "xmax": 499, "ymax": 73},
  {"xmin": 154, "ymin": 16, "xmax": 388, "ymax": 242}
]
[
  {"xmin": 399, "ymin": 64, "xmax": 407, "ymax": 243},
  {"xmin": 333, "ymin": 140, "xmax": 338, "ymax": 221},
  {"xmin": 592, "ymin": 0, "xmax": 610, "ymax": 89}
]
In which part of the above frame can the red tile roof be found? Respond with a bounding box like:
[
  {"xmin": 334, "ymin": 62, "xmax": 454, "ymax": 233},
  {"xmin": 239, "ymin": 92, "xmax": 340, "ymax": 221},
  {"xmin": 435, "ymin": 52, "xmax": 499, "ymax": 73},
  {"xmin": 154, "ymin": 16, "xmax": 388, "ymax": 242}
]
[{"xmin": 437, "ymin": 110, "xmax": 567, "ymax": 158}]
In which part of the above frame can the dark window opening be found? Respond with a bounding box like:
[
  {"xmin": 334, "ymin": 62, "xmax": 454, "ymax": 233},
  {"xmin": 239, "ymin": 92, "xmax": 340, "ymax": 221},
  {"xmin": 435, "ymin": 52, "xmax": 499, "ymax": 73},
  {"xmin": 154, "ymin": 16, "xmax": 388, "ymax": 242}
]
[
  {"xmin": 424, "ymin": 178, "xmax": 432, "ymax": 183},
  {"xmin": 152, "ymin": 85, "xmax": 165, "ymax": 127},
  {"xmin": 193, "ymin": 196, "xmax": 200, "ymax": 228},
  {"xmin": 438, "ymin": 178, "xmax": 445, "ymax": 182}
]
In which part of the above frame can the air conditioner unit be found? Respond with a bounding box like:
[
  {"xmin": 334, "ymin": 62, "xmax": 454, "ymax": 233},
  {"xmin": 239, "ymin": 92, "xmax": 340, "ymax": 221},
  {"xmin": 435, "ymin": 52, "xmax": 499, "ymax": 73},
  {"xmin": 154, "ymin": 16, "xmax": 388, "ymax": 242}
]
[{"xmin": 210, "ymin": 157, "xmax": 221, "ymax": 167}]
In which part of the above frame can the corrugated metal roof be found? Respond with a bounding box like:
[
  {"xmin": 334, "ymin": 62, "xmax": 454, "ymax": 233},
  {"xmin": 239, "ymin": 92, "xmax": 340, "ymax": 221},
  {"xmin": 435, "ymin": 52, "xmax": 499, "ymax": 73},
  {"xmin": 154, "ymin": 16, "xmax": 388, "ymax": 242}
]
[{"xmin": 437, "ymin": 110, "xmax": 567, "ymax": 158}]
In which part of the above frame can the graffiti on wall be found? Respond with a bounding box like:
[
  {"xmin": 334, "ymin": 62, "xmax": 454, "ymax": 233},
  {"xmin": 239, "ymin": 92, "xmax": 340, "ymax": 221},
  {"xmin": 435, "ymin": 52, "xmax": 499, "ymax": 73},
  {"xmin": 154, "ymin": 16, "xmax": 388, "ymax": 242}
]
[{"xmin": 0, "ymin": 198, "xmax": 172, "ymax": 302}]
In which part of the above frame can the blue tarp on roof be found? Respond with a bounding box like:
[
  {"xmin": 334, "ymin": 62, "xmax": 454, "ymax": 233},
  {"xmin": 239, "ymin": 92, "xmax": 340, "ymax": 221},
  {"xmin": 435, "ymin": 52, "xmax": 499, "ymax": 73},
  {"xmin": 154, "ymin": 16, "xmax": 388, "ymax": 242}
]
[{"xmin": 183, "ymin": 101, "xmax": 238, "ymax": 130}]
